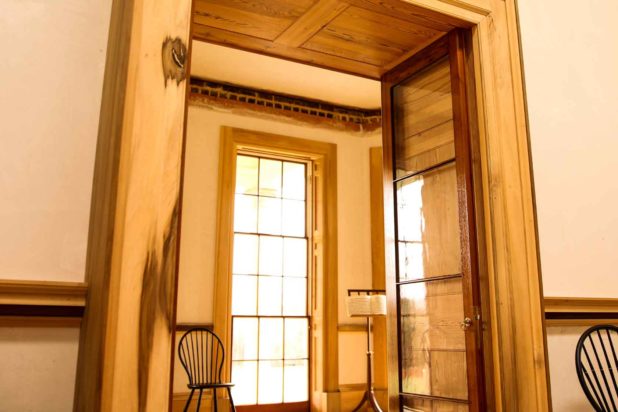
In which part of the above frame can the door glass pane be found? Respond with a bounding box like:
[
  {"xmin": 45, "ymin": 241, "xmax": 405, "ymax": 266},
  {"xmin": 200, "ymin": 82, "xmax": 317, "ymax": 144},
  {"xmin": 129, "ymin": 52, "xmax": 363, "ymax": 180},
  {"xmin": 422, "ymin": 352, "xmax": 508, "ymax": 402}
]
[
  {"xmin": 259, "ymin": 159, "xmax": 282, "ymax": 198},
  {"xmin": 396, "ymin": 163, "xmax": 461, "ymax": 281},
  {"xmin": 259, "ymin": 236, "xmax": 283, "ymax": 275},
  {"xmin": 259, "ymin": 318, "xmax": 283, "ymax": 360},
  {"xmin": 399, "ymin": 278, "xmax": 468, "ymax": 400},
  {"xmin": 393, "ymin": 57, "xmax": 455, "ymax": 179},
  {"xmin": 283, "ymin": 162, "xmax": 306, "ymax": 200},
  {"xmin": 231, "ymin": 275, "xmax": 257, "ymax": 315},
  {"xmin": 258, "ymin": 360, "xmax": 284, "ymax": 404},
  {"xmin": 284, "ymin": 359, "xmax": 309, "ymax": 402},
  {"xmin": 233, "ymin": 234, "xmax": 258, "ymax": 275},
  {"xmin": 233, "ymin": 317, "xmax": 258, "ymax": 360},
  {"xmin": 232, "ymin": 361, "xmax": 258, "ymax": 405},
  {"xmin": 236, "ymin": 155, "xmax": 259, "ymax": 195}
]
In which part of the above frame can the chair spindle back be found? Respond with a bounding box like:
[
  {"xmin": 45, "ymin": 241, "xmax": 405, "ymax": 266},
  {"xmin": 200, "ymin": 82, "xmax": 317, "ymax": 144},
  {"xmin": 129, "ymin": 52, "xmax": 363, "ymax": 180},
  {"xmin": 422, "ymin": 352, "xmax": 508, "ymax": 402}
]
[
  {"xmin": 178, "ymin": 328, "xmax": 225, "ymax": 387},
  {"xmin": 576, "ymin": 325, "xmax": 618, "ymax": 412}
]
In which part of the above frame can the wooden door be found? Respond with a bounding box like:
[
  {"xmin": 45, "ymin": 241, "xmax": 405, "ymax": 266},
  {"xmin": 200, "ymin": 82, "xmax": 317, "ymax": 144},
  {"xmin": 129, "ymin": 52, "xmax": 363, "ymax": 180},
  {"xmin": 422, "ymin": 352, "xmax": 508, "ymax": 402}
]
[{"xmin": 381, "ymin": 30, "xmax": 485, "ymax": 411}]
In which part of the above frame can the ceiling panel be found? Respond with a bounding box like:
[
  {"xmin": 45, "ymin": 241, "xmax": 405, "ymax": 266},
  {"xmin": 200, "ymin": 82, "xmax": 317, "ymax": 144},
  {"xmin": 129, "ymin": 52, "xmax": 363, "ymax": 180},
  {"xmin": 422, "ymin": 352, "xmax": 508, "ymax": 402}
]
[{"xmin": 192, "ymin": 0, "xmax": 452, "ymax": 79}]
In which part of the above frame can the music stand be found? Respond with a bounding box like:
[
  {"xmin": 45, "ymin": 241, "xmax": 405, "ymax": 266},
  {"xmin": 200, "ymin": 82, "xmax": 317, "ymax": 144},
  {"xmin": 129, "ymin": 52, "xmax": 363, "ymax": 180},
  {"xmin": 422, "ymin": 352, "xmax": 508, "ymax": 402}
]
[{"xmin": 346, "ymin": 289, "xmax": 386, "ymax": 412}]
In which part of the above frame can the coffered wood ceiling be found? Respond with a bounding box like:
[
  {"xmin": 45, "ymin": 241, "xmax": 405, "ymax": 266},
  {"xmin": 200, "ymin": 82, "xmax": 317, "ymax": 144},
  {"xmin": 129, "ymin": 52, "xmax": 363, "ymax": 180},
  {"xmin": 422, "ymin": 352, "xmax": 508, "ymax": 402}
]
[{"xmin": 192, "ymin": 0, "xmax": 462, "ymax": 79}]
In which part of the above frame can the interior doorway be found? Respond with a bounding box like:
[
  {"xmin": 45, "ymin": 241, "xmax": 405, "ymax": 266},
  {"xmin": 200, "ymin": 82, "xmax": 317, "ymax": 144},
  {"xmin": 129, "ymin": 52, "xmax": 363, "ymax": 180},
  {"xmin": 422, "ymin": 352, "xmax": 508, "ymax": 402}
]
[{"xmin": 174, "ymin": 2, "xmax": 486, "ymax": 411}]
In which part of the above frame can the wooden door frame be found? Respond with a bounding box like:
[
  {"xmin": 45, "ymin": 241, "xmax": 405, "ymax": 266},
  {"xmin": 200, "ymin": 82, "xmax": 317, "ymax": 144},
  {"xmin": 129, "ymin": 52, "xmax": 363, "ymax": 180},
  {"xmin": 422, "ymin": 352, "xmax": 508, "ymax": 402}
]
[{"xmin": 75, "ymin": 0, "xmax": 551, "ymax": 411}]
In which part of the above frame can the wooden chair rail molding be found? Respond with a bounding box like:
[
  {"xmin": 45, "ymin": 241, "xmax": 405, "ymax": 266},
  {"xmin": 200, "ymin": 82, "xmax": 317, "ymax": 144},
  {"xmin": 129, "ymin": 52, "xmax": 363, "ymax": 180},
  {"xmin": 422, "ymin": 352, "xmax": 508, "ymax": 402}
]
[
  {"xmin": 544, "ymin": 297, "xmax": 618, "ymax": 327},
  {"xmin": 0, "ymin": 279, "xmax": 87, "ymax": 326}
]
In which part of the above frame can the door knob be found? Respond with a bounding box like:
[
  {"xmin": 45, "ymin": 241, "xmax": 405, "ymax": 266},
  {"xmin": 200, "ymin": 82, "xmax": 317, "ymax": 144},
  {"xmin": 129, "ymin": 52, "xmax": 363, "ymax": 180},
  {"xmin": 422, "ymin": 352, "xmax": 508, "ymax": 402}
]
[{"xmin": 460, "ymin": 317, "xmax": 472, "ymax": 331}]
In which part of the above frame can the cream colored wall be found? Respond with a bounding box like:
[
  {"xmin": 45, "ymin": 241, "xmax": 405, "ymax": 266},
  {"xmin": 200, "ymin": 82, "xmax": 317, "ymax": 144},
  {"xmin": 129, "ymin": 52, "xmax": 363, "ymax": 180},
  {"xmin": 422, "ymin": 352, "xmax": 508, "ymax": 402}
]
[
  {"xmin": 0, "ymin": 1, "xmax": 111, "ymax": 410},
  {"xmin": 174, "ymin": 105, "xmax": 380, "ymax": 392},
  {"xmin": 0, "ymin": 0, "xmax": 111, "ymax": 282},
  {"xmin": 518, "ymin": 0, "xmax": 618, "ymax": 409}
]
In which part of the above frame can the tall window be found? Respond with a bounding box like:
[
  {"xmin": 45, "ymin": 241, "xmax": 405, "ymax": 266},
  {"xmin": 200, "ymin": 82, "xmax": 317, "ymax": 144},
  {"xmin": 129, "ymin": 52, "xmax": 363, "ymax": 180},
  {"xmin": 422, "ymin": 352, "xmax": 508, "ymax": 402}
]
[{"xmin": 230, "ymin": 154, "xmax": 311, "ymax": 408}]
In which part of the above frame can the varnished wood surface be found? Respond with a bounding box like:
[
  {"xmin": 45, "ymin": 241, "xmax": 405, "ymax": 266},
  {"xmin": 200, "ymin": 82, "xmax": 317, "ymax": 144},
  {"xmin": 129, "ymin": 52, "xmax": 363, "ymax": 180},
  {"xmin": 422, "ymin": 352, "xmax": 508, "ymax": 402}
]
[
  {"xmin": 0, "ymin": 279, "xmax": 87, "ymax": 307},
  {"xmin": 192, "ymin": 0, "xmax": 457, "ymax": 79},
  {"xmin": 73, "ymin": 0, "xmax": 193, "ymax": 410}
]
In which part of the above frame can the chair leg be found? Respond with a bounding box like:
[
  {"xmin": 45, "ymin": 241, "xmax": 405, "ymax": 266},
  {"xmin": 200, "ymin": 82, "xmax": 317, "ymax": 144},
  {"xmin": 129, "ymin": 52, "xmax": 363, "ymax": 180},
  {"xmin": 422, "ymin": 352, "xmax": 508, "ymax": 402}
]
[
  {"xmin": 226, "ymin": 387, "xmax": 236, "ymax": 412},
  {"xmin": 213, "ymin": 388, "xmax": 218, "ymax": 412},
  {"xmin": 184, "ymin": 389, "xmax": 195, "ymax": 412},
  {"xmin": 196, "ymin": 389, "xmax": 204, "ymax": 412}
]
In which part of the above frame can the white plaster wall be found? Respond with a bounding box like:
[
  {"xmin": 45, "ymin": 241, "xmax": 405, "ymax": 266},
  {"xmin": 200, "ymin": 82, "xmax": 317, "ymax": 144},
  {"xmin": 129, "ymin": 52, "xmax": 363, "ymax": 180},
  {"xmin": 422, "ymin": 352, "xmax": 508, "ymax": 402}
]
[
  {"xmin": 174, "ymin": 105, "xmax": 380, "ymax": 392},
  {"xmin": 0, "ymin": 327, "xmax": 81, "ymax": 412},
  {"xmin": 0, "ymin": 0, "xmax": 111, "ymax": 282},
  {"xmin": 0, "ymin": 1, "xmax": 111, "ymax": 409},
  {"xmin": 518, "ymin": 0, "xmax": 618, "ymax": 409}
]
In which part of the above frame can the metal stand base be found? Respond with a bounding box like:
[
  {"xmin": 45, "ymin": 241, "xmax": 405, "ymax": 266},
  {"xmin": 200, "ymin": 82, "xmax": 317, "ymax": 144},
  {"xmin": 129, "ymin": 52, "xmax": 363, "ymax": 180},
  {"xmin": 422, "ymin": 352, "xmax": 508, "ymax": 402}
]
[
  {"xmin": 352, "ymin": 317, "xmax": 383, "ymax": 412},
  {"xmin": 351, "ymin": 386, "xmax": 383, "ymax": 412}
]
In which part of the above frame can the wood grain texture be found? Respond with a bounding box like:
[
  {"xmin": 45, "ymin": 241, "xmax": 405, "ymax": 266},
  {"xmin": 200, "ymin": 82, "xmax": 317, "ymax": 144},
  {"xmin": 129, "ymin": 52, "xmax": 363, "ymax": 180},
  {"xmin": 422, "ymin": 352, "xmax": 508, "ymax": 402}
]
[
  {"xmin": 369, "ymin": 147, "xmax": 388, "ymax": 410},
  {"xmin": 0, "ymin": 316, "xmax": 82, "ymax": 327},
  {"xmin": 275, "ymin": 0, "xmax": 348, "ymax": 47},
  {"xmin": 192, "ymin": 0, "xmax": 452, "ymax": 78},
  {"xmin": 193, "ymin": 23, "xmax": 382, "ymax": 79},
  {"xmin": 0, "ymin": 280, "xmax": 87, "ymax": 307},
  {"xmin": 212, "ymin": 127, "xmax": 339, "ymax": 409},
  {"xmin": 544, "ymin": 297, "xmax": 618, "ymax": 314},
  {"xmin": 73, "ymin": 0, "xmax": 192, "ymax": 410}
]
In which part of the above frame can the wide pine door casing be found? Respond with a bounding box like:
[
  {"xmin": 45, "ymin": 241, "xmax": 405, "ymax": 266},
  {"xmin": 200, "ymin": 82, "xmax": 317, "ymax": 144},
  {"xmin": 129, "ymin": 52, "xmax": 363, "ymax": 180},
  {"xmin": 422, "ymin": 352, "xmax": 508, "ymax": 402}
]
[{"xmin": 381, "ymin": 31, "xmax": 485, "ymax": 412}]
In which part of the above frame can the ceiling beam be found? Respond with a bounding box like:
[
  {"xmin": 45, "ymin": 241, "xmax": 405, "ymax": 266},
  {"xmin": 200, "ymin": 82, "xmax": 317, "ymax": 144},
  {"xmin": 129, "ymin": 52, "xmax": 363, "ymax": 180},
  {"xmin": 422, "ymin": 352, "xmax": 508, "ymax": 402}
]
[{"xmin": 274, "ymin": 0, "xmax": 349, "ymax": 48}]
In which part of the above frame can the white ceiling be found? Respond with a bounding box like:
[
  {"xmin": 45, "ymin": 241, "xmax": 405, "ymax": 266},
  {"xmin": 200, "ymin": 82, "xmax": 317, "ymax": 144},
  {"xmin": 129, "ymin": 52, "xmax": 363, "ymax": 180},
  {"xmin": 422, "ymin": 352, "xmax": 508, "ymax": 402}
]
[{"xmin": 190, "ymin": 41, "xmax": 382, "ymax": 109}]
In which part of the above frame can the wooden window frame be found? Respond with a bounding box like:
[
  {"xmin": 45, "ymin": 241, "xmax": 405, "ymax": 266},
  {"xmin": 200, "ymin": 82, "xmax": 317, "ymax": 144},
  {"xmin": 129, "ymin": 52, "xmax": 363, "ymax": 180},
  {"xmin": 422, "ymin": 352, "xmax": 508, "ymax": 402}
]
[
  {"xmin": 75, "ymin": 0, "xmax": 552, "ymax": 410},
  {"xmin": 213, "ymin": 127, "xmax": 339, "ymax": 410}
]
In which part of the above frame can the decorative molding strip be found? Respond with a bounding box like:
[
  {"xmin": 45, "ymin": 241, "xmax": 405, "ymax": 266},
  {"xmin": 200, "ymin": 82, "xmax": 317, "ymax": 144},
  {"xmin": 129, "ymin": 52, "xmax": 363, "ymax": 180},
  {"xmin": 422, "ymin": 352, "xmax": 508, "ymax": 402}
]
[
  {"xmin": 0, "ymin": 315, "xmax": 82, "ymax": 328},
  {"xmin": 544, "ymin": 297, "xmax": 618, "ymax": 314},
  {"xmin": 189, "ymin": 78, "xmax": 382, "ymax": 133},
  {"xmin": 0, "ymin": 279, "xmax": 87, "ymax": 308},
  {"xmin": 544, "ymin": 297, "xmax": 618, "ymax": 327},
  {"xmin": 339, "ymin": 383, "xmax": 387, "ymax": 392}
]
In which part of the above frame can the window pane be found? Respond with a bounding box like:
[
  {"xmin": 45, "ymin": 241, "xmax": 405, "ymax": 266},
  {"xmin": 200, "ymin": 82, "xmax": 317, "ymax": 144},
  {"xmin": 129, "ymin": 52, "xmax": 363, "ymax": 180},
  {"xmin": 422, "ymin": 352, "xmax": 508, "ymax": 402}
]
[
  {"xmin": 283, "ymin": 238, "xmax": 307, "ymax": 277},
  {"xmin": 259, "ymin": 318, "xmax": 283, "ymax": 360},
  {"xmin": 396, "ymin": 163, "xmax": 461, "ymax": 281},
  {"xmin": 399, "ymin": 278, "xmax": 468, "ymax": 400},
  {"xmin": 233, "ymin": 234, "xmax": 258, "ymax": 275},
  {"xmin": 393, "ymin": 57, "xmax": 455, "ymax": 178},
  {"xmin": 282, "ymin": 162, "xmax": 305, "ymax": 200},
  {"xmin": 284, "ymin": 359, "xmax": 308, "ymax": 402},
  {"xmin": 258, "ymin": 197, "xmax": 282, "ymax": 235},
  {"xmin": 258, "ymin": 276, "xmax": 282, "ymax": 316},
  {"xmin": 236, "ymin": 155, "xmax": 259, "ymax": 195},
  {"xmin": 285, "ymin": 318, "xmax": 308, "ymax": 359},
  {"xmin": 232, "ymin": 361, "xmax": 257, "ymax": 405},
  {"xmin": 234, "ymin": 194, "xmax": 258, "ymax": 232},
  {"xmin": 283, "ymin": 278, "xmax": 306, "ymax": 316},
  {"xmin": 231, "ymin": 275, "xmax": 257, "ymax": 315},
  {"xmin": 282, "ymin": 199, "xmax": 305, "ymax": 237},
  {"xmin": 233, "ymin": 317, "xmax": 258, "ymax": 360},
  {"xmin": 259, "ymin": 159, "xmax": 282, "ymax": 198},
  {"xmin": 258, "ymin": 360, "xmax": 283, "ymax": 404},
  {"xmin": 259, "ymin": 236, "xmax": 282, "ymax": 276}
]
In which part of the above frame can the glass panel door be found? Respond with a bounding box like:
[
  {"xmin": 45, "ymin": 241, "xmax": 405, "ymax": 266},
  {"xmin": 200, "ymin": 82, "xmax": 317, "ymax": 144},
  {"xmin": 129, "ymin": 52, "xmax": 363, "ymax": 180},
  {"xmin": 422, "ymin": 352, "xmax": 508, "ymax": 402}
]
[
  {"xmin": 230, "ymin": 155, "xmax": 310, "ymax": 410},
  {"xmin": 383, "ymin": 31, "xmax": 485, "ymax": 411}
]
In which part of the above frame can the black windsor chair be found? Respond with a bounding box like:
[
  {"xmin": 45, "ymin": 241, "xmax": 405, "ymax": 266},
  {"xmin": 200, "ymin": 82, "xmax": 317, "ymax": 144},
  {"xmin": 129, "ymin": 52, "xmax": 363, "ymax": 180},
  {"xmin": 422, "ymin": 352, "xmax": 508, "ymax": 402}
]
[
  {"xmin": 575, "ymin": 324, "xmax": 618, "ymax": 412},
  {"xmin": 178, "ymin": 328, "xmax": 237, "ymax": 412}
]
